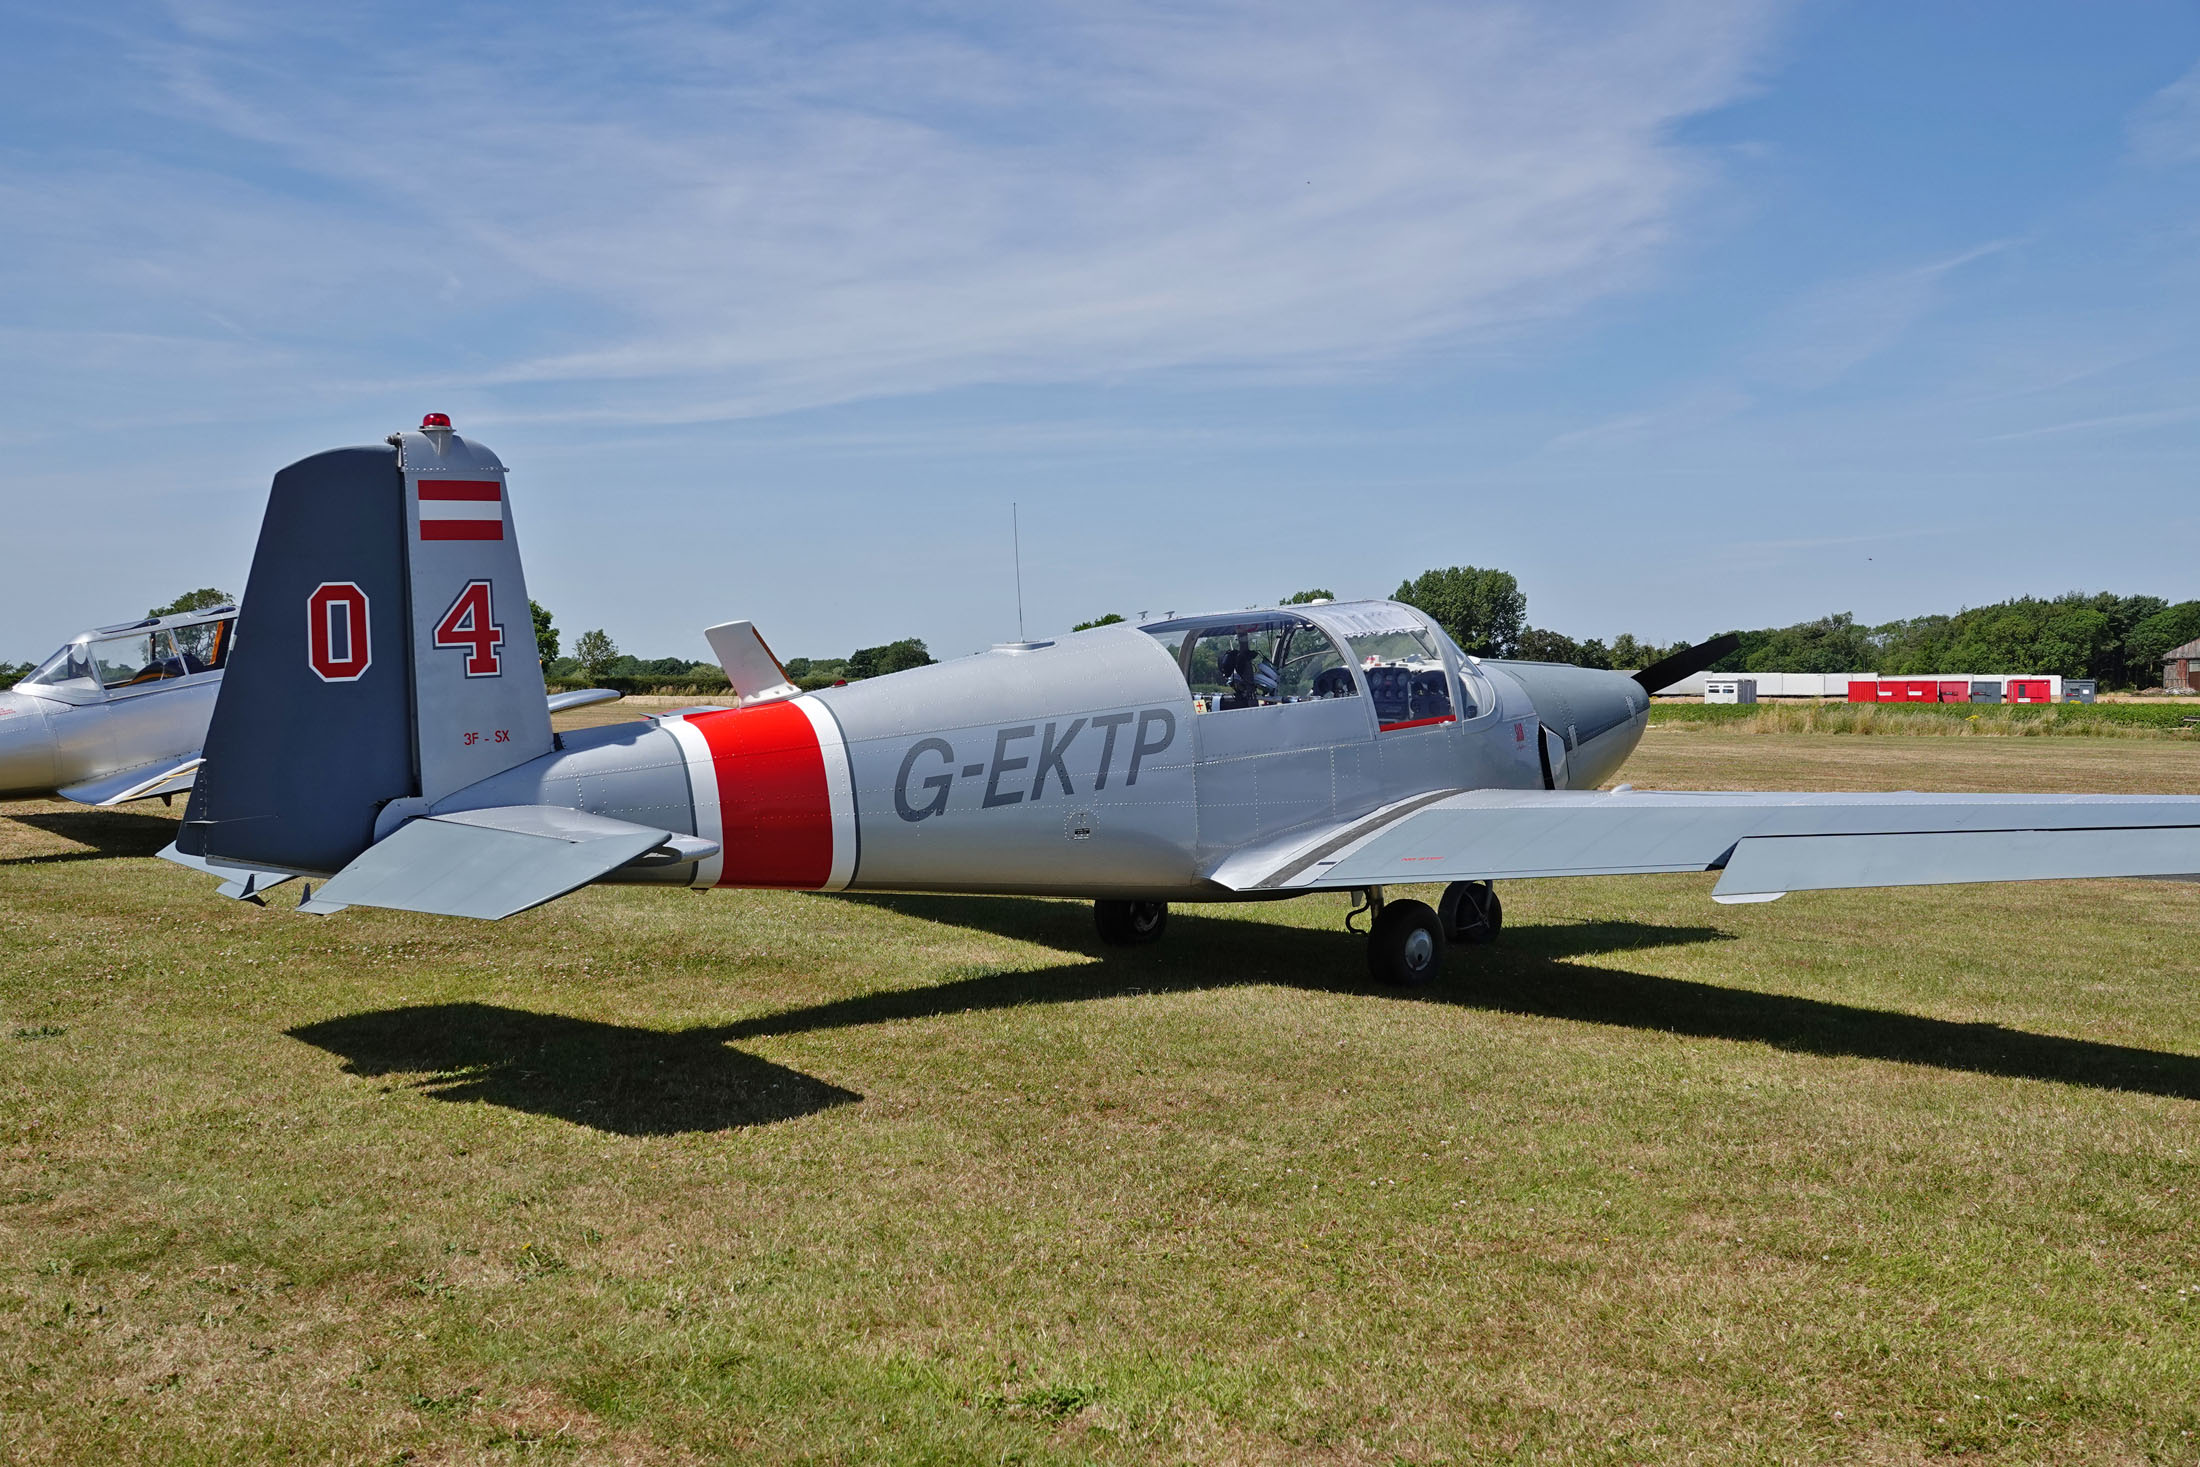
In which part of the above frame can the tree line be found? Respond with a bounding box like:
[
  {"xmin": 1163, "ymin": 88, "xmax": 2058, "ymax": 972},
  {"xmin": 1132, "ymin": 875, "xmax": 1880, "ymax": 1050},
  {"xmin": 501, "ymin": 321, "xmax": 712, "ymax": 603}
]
[
  {"xmin": 1380, "ymin": 569, "xmax": 2200, "ymax": 689},
  {"xmin": 537, "ymin": 572, "xmax": 2198, "ymax": 694},
  {"xmin": 531, "ymin": 602, "xmax": 936, "ymax": 691},
  {"xmin": 10, "ymin": 579, "xmax": 2190, "ymax": 695}
]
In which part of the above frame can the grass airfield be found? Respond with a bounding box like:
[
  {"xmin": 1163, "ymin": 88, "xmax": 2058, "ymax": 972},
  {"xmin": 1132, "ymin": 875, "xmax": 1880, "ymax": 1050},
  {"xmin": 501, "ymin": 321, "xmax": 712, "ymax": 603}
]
[{"xmin": 4, "ymin": 726, "xmax": 2200, "ymax": 1463}]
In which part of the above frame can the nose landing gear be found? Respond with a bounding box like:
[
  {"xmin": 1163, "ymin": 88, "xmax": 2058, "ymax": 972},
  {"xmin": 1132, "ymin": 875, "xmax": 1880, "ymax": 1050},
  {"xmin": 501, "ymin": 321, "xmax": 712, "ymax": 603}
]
[{"xmin": 1439, "ymin": 880, "xmax": 1502, "ymax": 945}]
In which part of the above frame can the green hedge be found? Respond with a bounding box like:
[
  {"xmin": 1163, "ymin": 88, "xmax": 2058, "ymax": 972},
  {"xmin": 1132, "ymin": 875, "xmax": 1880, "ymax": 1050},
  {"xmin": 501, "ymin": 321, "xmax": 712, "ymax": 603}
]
[{"xmin": 547, "ymin": 676, "xmax": 733, "ymax": 697}]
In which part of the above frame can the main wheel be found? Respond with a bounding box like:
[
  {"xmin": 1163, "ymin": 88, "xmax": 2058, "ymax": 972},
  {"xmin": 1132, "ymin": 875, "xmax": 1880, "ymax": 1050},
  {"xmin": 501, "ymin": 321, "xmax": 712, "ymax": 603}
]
[
  {"xmin": 1439, "ymin": 881, "xmax": 1503, "ymax": 944},
  {"xmin": 1094, "ymin": 899, "xmax": 1168, "ymax": 946},
  {"xmin": 1367, "ymin": 899, "xmax": 1445, "ymax": 985}
]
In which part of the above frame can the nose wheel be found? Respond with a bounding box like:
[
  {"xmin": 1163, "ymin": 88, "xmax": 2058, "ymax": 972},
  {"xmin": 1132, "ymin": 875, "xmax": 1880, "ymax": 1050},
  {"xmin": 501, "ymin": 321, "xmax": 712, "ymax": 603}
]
[{"xmin": 1095, "ymin": 899, "xmax": 1169, "ymax": 945}]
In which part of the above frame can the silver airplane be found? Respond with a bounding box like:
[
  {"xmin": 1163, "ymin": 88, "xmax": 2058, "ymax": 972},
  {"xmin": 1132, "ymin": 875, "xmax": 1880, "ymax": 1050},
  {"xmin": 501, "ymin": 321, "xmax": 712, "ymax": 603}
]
[
  {"xmin": 165, "ymin": 418, "xmax": 2200, "ymax": 982},
  {"xmin": 1, "ymin": 600, "xmax": 618, "ymax": 813},
  {"xmin": 0, "ymin": 605, "xmax": 237, "ymax": 807}
]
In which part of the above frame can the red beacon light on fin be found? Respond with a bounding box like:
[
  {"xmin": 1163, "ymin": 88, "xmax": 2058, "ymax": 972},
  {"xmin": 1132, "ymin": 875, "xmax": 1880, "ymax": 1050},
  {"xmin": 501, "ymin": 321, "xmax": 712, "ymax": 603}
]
[{"xmin": 421, "ymin": 413, "xmax": 453, "ymax": 431}]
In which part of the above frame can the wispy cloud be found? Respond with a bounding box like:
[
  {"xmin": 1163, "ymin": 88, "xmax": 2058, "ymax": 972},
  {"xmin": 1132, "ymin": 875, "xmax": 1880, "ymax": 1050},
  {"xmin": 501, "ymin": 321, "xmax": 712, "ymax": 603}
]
[
  {"xmin": 1743, "ymin": 241, "xmax": 2008, "ymax": 391},
  {"xmin": 1984, "ymin": 402, "xmax": 2200, "ymax": 442},
  {"xmin": 2129, "ymin": 58, "xmax": 2200, "ymax": 167},
  {"xmin": 0, "ymin": 0, "xmax": 1785, "ymax": 431}
]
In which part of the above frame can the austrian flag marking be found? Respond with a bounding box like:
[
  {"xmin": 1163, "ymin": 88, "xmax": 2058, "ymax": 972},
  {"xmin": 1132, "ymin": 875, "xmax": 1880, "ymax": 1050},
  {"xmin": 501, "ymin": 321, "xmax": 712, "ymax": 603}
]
[{"xmin": 416, "ymin": 479, "xmax": 505, "ymax": 541}]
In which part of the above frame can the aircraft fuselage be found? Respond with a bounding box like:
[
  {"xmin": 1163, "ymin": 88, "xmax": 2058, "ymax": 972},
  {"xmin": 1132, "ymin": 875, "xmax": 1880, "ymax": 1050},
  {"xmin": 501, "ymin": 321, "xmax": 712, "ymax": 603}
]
[{"xmin": 434, "ymin": 611, "xmax": 1650, "ymax": 901}]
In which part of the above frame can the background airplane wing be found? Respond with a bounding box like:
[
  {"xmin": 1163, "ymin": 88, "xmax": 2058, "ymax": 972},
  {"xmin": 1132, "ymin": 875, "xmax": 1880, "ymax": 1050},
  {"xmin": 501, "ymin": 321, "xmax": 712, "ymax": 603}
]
[
  {"xmin": 546, "ymin": 687, "xmax": 623, "ymax": 713},
  {"xmin": 58, "ymin": 753, "xmax": 203, "ymax": 807},
  {"xmin": 1207, "ymin": 788, "xmax": 2200, "ymax": 902}
]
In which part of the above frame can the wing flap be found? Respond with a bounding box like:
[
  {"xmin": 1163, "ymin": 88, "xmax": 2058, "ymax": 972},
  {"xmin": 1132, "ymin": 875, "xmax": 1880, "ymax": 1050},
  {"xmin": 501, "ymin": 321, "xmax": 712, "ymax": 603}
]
[
  {"xmin": 1221, "ymin": 788, "xmax": 2200, "ymax": 895},
  {"xmin": 300, "ymin": 805, "xmax": 676, "ymax": 919},
  {"xmin": 1716, "ymin": 828, "xmax": 2200, "ymax": 899}
]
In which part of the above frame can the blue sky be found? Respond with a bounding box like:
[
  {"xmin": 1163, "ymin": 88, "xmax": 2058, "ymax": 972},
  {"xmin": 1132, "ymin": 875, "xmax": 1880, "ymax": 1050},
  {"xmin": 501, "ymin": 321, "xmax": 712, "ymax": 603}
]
[{"xmin": 3, "ymin": 1, "xmax": 2197, "ymax": 663}]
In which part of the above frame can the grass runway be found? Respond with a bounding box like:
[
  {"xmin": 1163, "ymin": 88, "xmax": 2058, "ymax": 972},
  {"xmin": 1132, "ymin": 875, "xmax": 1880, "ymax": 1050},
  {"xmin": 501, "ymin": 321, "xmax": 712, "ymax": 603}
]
[{"xmin": 3, "ymin": 727, "xmax": 2199, "ymax": 1463}]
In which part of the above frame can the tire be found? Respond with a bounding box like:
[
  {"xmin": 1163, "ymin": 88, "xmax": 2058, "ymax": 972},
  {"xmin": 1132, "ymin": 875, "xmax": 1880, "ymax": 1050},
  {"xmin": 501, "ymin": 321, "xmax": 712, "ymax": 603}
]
[
  {"xmin": 1094, "ymin": 899, "xmax": 1168, "ymax": 946},
  {"xmin": 1367, "ymin": 899, "xmax": 1445, "ymax": 985},
  {"xmin": 1439, "ymin": 881, "xmax": 1503, "ymax": 944}
]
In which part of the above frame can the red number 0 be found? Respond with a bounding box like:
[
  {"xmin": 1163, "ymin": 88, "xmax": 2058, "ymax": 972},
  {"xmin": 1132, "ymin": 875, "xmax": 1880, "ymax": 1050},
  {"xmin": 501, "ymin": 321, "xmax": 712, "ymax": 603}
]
[
  {"xmin": 306, "ymin": 582, "xmax": 372, "ymax": 683},
  {"xmin": 433, "ymin": 580, "xmax": 504, "ymax": 677}
]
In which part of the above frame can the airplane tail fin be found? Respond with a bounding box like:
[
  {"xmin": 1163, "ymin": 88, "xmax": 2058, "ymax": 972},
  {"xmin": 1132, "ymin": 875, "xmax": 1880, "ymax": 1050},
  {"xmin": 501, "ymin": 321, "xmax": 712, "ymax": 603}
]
[{"xmin": 178, "ymin": 417, "xmax": 552, "ymax": 874}]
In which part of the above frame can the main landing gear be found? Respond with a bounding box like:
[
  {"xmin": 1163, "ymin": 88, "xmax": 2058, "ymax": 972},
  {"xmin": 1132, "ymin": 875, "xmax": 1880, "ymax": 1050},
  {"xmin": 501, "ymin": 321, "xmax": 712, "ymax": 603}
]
[
  {"xmin": 1089, "ymin": 882, "xmax": 1501, "ymax": 983},
  {"xmin": 1094, "ymin": 899, "xmax": 1169, "ymax": 946},
  {"xmin": 1353, "ymin": 881, "xmax": 1504, "ymax": 984}
]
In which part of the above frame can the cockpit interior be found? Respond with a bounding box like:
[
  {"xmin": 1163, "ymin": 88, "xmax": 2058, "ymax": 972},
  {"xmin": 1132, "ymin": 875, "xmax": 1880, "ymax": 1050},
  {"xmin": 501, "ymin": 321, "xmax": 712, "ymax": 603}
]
[
  {"xmin": 15, "ymin": 608, "xmax": 237, "ymax": 697},
  {"xmin": 1139, "ymin": 603, "xmax": 1491, "ymax": 727}
]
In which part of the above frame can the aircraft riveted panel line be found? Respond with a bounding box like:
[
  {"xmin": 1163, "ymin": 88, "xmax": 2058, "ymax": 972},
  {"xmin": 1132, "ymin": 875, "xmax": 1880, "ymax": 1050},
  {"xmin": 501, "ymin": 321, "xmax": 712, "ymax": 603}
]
[
  {"xmin": 660, "ymin": 715, "xmax": 726, "ymax": 889},
  {"xmin": 683, "ymin": 701, "xmax": 836, "ymax": 890},
  {"xmin": 400, "ymin": 430, "xmax": 554, "ymax": 805}
]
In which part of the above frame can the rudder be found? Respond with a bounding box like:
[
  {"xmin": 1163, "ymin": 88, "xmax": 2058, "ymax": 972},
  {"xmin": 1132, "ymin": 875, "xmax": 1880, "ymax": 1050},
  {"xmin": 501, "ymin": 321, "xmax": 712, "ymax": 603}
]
[{"xmin": 179, "ymin": 418, "xmax": 554, "ymax": 875}]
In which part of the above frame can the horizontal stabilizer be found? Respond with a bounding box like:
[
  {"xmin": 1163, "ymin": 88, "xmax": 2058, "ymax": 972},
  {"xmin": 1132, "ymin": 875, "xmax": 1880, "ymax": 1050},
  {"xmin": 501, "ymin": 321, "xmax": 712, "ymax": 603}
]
[
  {"xmin": 158, "ymin": 841, "xmax": 297, "ymax": 902},
  {"xmin": 301, "ymin": 805, "xmax": 692, "ymax": 919},
  {"xmin": 61, "ymin": 754, "xmax": 203, "ymax": 807},
  {"xmin": 705, "ymin": 620, "xmax": 800, "ymax": 705},
  {"xmin": 546, "ymin": 687, "xmax": 623, "ymax": 713}
]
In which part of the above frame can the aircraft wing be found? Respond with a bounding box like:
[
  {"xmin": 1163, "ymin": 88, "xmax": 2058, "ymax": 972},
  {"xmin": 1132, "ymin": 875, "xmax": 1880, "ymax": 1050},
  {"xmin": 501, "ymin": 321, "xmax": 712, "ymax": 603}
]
[
  {"xmin": 58, "ymin": 686, "xmax": 606, "ymax": 806},
  {"xmin": 295, "ymin": 805, "xmax": 716, "ymax": 919},
  {"xmin": 58, "ymin": 753, "xmax": 203, "ymax": 807},
  {"xmin": 1207, "ymin": 788, "xmax": 2200, "ymax": 902},
  {"xmin": 546, "ymin": 687, "xmax": 623, "ymax": 713}
]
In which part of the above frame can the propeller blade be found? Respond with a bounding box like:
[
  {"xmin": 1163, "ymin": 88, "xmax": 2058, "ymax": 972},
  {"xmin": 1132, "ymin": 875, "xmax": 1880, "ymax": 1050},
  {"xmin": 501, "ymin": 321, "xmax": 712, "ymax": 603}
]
[{"xmin": 1632, "ymin": 632, "xmax": 1741, "ymax": 694}]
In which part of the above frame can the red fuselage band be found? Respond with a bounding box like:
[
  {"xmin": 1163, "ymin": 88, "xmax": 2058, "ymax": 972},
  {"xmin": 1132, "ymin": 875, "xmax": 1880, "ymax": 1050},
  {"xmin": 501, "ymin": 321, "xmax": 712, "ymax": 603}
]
[{"xmin": 686, "ymin": 702, "xmax": 833, "ymax": 888}]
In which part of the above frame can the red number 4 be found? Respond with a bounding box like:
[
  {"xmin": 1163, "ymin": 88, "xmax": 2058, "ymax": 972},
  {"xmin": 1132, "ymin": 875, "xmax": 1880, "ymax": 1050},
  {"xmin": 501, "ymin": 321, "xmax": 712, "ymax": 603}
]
[{"xmin": 434, "ymin": 580, "xmax": 504, "ymax": 677}]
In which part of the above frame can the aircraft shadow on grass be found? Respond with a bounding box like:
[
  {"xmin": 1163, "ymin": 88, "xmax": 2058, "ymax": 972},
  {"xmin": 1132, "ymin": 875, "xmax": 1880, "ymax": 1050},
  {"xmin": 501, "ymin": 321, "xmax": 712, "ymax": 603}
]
[
  {"xmin": 0, "ymin": 808, "xmax": 181, "ymax": 866},
  {"xmin": 285, "ymin": 892, "xmax": 2200, "ymax": 1134},
  {"xmin": 286, "ymin": 1003, "xmax": 860, "ymax": 1137},
  {"xmin": 765, "ymin": 894, "xmax": 2200, "ymax": 1104}
]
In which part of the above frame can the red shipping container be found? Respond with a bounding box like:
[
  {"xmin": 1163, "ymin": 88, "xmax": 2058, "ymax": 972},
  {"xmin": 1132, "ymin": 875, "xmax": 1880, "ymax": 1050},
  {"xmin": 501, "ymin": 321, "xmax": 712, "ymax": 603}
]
[
  {"xmin": 1937, "ymin": 680, "xmax": 1969, "ymax": 703},
  {"xmin": 1848, "ymin": 681, "xmax": 1877, "ymax": 703},
  {"xmin": 1898, "ymin": 679, "xmax": 1936, "ymax": 701},
  {"xmin": 2009, "ymin": 679, "xmax": 2051, "ymax": 703}
]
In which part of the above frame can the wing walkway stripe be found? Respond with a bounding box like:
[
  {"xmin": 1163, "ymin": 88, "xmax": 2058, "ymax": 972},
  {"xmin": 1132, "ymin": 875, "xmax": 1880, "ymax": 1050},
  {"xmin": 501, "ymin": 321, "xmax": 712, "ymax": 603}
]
[{"xmin": 1255, "ymin": 787, "xmax": 1467, "ymax": 890}]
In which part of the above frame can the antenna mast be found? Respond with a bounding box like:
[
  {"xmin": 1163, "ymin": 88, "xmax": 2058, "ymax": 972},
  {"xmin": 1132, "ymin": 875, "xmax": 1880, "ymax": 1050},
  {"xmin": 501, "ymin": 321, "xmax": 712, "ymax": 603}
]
[{"xmin": 1012, "ymin": 502, "xmax": 1026, "ymax": 641}]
